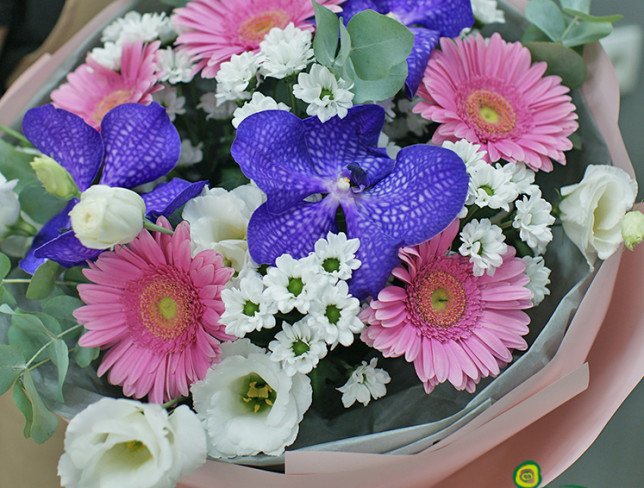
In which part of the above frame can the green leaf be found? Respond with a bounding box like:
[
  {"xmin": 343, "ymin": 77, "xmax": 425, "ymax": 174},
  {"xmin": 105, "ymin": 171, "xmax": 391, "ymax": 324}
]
[
  {"xmin": 313, "ymin": 0, "xmax": 340, "ymax": 67},
  {"xmin": 347, "ymin": 58, "xmax": 409, "ymax": 103},
  {"xmin": 49, "ymin": 340, "xmax": 69, "ymax": 403},
  {"xmin": 63, "ymin": 266, "xmax": 90, "ymax": 284},
  {"xmin": 42, "ymin": 295, "xmax": 84, "ymax": 331},
  {"xmin": 26, "ymin": 260, "xmax": 60, "ymax": 300},
  {"xmin": 74, "ymin": 342, "xmax": 100, "ymax": 368},
  {"xmin": 0, "ymin": 285, "xmax": 17, "ymax": 308},
  {"xmin": 562, "ymin": 9, "xmax": 622, "ymax": 24},
  {"xmin": 525, "ymin": 41, "xmax": 587, "ymax": 89},
  {"xmin": 0, "ymin": 139, "xmax": 37, "ymax": 192},
  {"xmin": 13, "ymin": 380, "xmax": 33, "ymax": 438},
  {"xmin": 560, "ymin": 0, "xmax": 591, "ymax": 14},
  {"xmin": 16, "ymin": 372, "xmax": 58, "ymax": 443},
  {"xmin": 347, "ymin": 10, "xmax": 414, "ymax": 81},
  {"xmin": 18, "ymin": 183, "xmax": 66, "ymax": 224},
  {"xmin": 0, "ymin": 345, "xmax": 26, "ymax": 395},
  {"xmin": 0, "ymin": 252, "xmax": 10, "ymax": 279},
  {"xmin": 521, "ymin": 24, "xmax": 551, "ymax": 43},
  {"xmin": 561, "ymin": 20, "xmax": 613, "ymax": 47},
  {"xmin": 159, "ymin": 0, "xmax": 188, "ymax": 6},
  {"xmin": 569, "ymin": 131, "xmax": 583, "ymax": 150},
  {"xmin": 7, "ymin": 312, "xmax": 57, "ymax": 362},
  {"xmin": 335, "ymin": 21, "xmax": 352, "ymax": 68},
  {"xmin": 525, "ymin": 0, "xmax": 567, "ymax": 41}
]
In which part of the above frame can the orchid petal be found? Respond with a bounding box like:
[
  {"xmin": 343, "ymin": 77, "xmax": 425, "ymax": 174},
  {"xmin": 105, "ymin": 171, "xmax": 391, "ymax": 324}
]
[
  {"xmin": 400, "ymin": 0, "xmax": 474, "ymax": 36},
  {"xmin": 142, "ymin": 178, "xmax": 207, "ymax": 218},
  {"xmin": 405, "ymin": 28, "xmax": 440, "ymax": 97},
  {"xmin": 33, "ymin": 231, "xmax": 102, "ymax": 268}
]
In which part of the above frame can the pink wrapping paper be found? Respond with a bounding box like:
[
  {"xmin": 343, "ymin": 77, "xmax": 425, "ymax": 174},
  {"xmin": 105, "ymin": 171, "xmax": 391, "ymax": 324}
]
[{"xmin": 0, "ymin": 0, "xmax": 639, "ymax": 486}]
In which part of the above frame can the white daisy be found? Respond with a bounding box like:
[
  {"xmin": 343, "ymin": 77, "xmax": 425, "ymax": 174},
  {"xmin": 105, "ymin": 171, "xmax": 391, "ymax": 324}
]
[
  {"xmin": 376, "ymin": 98, "xmax": 396, "ymax": 121},
  {"xmin": 232, "ymin": 92, "xmax": 290, "ymax": 128},
  {"xmin": 502, "ymin": 161, "xmax": 538, "ymax": 196},
  {"xmin": 102, "ymin": 11, "xmax": 173, "ymax": 45},
  {"xmin": 157, "ymin": 47, "xmax": 195, "ymax": 85},
  {"xmin": 197, "ymin": 93, "xmax": 237, "ymax": 120},
  {"xmin": 442, "ymin": 139, "xmax": 488, "ymax": 167},
  {"xmin": 310, "ymin": 232, "xmax": 361, "ymax": 282},
  {"xmin": 178, "ymin": 139, "xmax": 203, "ymax": 167},
  {"xmin": 308, "ymin": 281, "xmax": 363, "ymax": 347},
  {"xmin": 215, "ymin": 52, "xmax": 259, "ymax": 104},
  {"xmin": 397, "ymin": 98, "xmax": 429, "ymax": 136},
  {"xmin": 89, "ymin": 42, "xmax": 122, "ymax": 70},
  {"xmin": 513, "ymin": 190, "xmax": 555, "ymax": 255},
  {"xmin": 153, "ymin": 86, "xmax": 186, "ymax": 121},
  {"xmin": 221, "ymin": 273, "xmax": 278, "ymax": 337},
  {"xmin": 459, "ymin": 218, "xmax": 508, "ymax": 276},
  {"xmin": 263, "ymin": 255, "xmax": 325, "ymax": 314},
  {"xmin": 466, "ymin": 161, "xmax": 518, "ymax": 211},
  {"xmin": 258, "ymin": 23, "xmax": 314, "ymax": 79},
  {"xmin": 293, "ymin": 64, "xmax": 354, "ymax": 122},
  {"xmin": 337, "ymin": 358, "xmax": 391, "ymax": 408},
  {"xmin": 268, "ymin": 320, "xmax": 328, "ymax": 376},
  {"xmin": 378, "ymin": 132, "xmax": 401, "ymax": 159},
  {"xmin": 472, "ymin": 0, "xmax": 506, "ymax": 25},
  {"xmin": 522, "ymin": 256, "xmax": 551, "ymax": 306}
]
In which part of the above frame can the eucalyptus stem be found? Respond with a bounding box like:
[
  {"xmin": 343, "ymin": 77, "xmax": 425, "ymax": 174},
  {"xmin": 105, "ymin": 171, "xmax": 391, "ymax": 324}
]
[
  {"xmin": 2, "ymin": 278, "xmax": 80, "ymax": 287},
  {"xmin": 144, "ymin": 219, "xmax": 174, "ymax": 235},
  {"xmin": 0, "ymin": 124, "xmax": 31, "ymax": 146},
  {"xmin": 24, "ymin": 324, "xmax": 83, "ymax": 370},
  {"xmin": 559, "ymin": 16, "xmax": 579, "ymax": 42},
  {"xmin": 162, "ymin": 396, "xmax": 184, "ymax": 409}
]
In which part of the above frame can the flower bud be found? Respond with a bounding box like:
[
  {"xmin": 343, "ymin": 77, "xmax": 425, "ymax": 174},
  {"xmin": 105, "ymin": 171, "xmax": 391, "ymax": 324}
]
[
  {"xmin": 0, "ymin": 172, "xmax": 20, "ymax": 237},
  {"xmin": 69, "ymin": 185, "xmax": 145, "ymax": 249},
  {"xmin": 30, "ymin": 155, "xmax": 79, "ymax": 200},
  {"xmin": 621, "ymin": 210, "xmax": 644, "ymax": 251}
]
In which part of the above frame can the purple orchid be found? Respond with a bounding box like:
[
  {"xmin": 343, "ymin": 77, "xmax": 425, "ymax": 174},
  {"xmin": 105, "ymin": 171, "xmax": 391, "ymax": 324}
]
[
  {"xmin": 341, "ymin": 0, "xmax": 474, "ymax": 97},
  {"xmin": 20, "ymin": 102, "xmax": 206, "ymax": 273},
  {"xmin": 231, "ymin": 105, "xmax": 469, "ymax": 299}
]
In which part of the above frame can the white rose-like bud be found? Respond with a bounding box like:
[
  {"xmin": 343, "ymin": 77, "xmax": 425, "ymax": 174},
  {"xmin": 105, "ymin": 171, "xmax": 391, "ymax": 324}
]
[
  {"xmin": 58, "ymin": 399, "xmax": 207, "ymax": 488},
  {"xmin": 621, "ymin": 210, "xmax": 644, "ymax": 251},
  {"xmin": 559, "ymin": 165, "xmax": 638, "ymax": 265},
  {"xmin": 69, "ymin": 185, "xmax": 146, "ymax": 249},
  {"xmin": 0, "ymin": 172, "xmax": 20, "ymax": 237}
]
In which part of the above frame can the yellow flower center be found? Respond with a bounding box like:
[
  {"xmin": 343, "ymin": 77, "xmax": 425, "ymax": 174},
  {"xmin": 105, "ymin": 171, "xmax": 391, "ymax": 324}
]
[
  {"xmin": 92, "ymin": 89, "xmax": 133, "ymax": 127},
  {"xmin": 240, "ymin": 373, "xmax": 276, "ymax": 413},
  {"xmin": 238, "ymin": 10, "xmax": 290, "ymax": 44},
  {"xmin": 465, "ymin": 89, "xmax": 516, "ymax": 137}
]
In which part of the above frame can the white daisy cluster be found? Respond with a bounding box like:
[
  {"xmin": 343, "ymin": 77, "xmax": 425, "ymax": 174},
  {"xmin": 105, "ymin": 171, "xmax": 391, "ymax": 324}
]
[
  {"xmin": 220, "ymin": 232, "xmax": 365, "ymax": 376},
  {"xmin": 156, "ymin": 47, "xmax": 195, "ymax": 84},
  {"xmin": 258, "ymin": 23, "xmax": 314, "ymax": 80},
  {"xmin": 214, "ymin": 52, "xmax": 260, "ymax": 104},
  {"xmin": 293, "ymin": 64, "xmax": 355, "ymax": 122},
  {"xmin": 471, "ymin": 0, "xmax": 506, "ymax": 25},
  {"xmin": 337, "ymin": 358, "xmax": 391, "ymax": 408},
  {"xmin": 232, "ymin": 92, "xmax": 290, "ymax": 129},
  {"xmin": 153, "ymin": 86, "xmax": 186, "ymax": 121}
]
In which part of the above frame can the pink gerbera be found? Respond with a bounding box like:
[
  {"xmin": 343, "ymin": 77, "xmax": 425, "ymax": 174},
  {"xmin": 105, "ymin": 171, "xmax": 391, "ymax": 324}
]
[
  {"xmin": 414, "ymin": 33, "xmax": 578, "ymax": 172},
  {"xmin": 173, "ymin": 0, "xmax": 344, "ymax": 78},
  {"xmin": 51, "ymin": 41, "xmax": 162, "ymax": 129},
  {"xmin": 74, "ymin": 217, "xmax": 234, "ymax": 404},
  {"xmin": 362, "ymin": 221, "xmax": 533, "ymax": 394}
]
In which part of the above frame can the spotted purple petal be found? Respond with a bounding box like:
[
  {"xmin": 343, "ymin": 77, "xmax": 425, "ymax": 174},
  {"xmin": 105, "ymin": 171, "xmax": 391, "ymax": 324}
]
[
  {"xmin": 392, "ymin": 0, "xmax": 474, "ymax": 36},
  {"xmin": 339, "ymin": 0, "xmax": 382, "ymax": 22},
  {"xmin": 357, "ymin": 144, "xmax": 468, "ymax": 245},
  {"xmin": 405, "ymin": 27, "xmax": 440, "ymax": 97},
  {"xmin": 20, "ymin": 200, "xmax": 76, "ymax": 274},
  {"xmin": 142, "ymin": 178, "xmax": 207, "ymax": 219},
  {"xmin": 99, "ymin": 103, "xmax": 181, "ymax": 189},
  {"xmin": 248, "ymin": 197, "xmax": 339, "ymax": 265},
  {"xmin": 33, "ymin": 231, "xmax": 102, "ymax": 268},
  {"xmin": 22, "ymin": 105, "xmax": 102, "ymax": 191}
]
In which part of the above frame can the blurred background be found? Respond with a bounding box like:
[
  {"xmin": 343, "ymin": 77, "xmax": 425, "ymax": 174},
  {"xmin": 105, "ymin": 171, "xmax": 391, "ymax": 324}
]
[{"xmin": 0, "ymin": 1, "xmax": 641, "ymax": 487}]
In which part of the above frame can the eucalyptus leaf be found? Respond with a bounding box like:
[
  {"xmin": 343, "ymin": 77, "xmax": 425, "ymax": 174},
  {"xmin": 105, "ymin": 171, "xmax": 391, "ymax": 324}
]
[
  {"xmin": 18, "ymin": 183, "xmax": 66, "ymax": 224},
  {"xmin": 17, "ymin": 372, "xmax": 59, "ymax": 443},
  {"xmin": 0, "ymin": 345, "xmax": 26, "ymax": 395},
  {"xmin": 348, "ymin": 59, "xmax": 409, "ymax": 103},
  {"xmin": 562, "ymin": 20, "xmax": 613, "ymax": 47},
  {"xmin": 7, "ymin": 312, "xmax": 57, "ymax": 362},
  {"xmin": 0, "ymin": 285, "xmax": 17, "ymax": 308},
  {"xmin": 0, "ymin": 139, "xmax": 37, "ymax": 192},
  {"xmin": 313, "ymin": 0, "xmax": 340, "ymax": 67},
  {"xmin": 525, "ymin": 0, "xmax": 567, "ymax": 41},
  {"xmin": 42, "ymin": 295, "xmax": 84, "ymax": 331},
  {"xmin": 48, "ymin": 339, "xmax": 69, "ymax": 403},
  {"xmin": 74, "ymin": 343, "xmax": 100, "ymax": 368},
  {"xmin": 562, "ymin": 9, "xmax": 622, "ymax": 24},
  {"xmin": 335, "ymin": 21, "xmax": 352, "ymax": 69},
  {"xmin": 560, "ymin": 0, "xmax": 591, "ymax": 14},
  {"xmin": 521, "ymin": 24, "xmax": 551, "ymax": 43},
  {"xmin": 26, "ymin": 260, "xmax": 61, "ymax": 300},
  {"xmin": 13, "ymin": 380, "xmax": 33, "ymax": 438},
  {"xmin": 159, "ymin": 0, "xmax": 188, "ymax": 6},
  {"xmin": 525, "ymin": 41, "xmax": 587, "ymax": 89},
  {"xmin": 0, "ymin": 252, "xmax": 10, "ymax": 279}
]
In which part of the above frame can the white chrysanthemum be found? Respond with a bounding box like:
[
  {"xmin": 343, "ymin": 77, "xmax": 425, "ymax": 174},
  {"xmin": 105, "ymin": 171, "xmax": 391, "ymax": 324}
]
[
  {"xmin": 58, "ymin": 399, "xmax": 206, "ymax": 488},
  {"xmin": 293, "ymin": 64, "xmax": 354, "ymax": 122},
  {"xmin": 397, "ymin": 98, "xmax": 429, "ymax": 136},
  {"xmin": 337, "ymin": 358, "xmax": 391, "ymax": 408},
  {"xmin": 378, "ymin": 132, "xmax": 401, "ymax": 159},
  {"xmin": 442, "ymin": 139, "xmax": 488, "ymax": 167},
  {"xmin": 215, "ymin": 52, "xmax": 259, "ymax": 104},
  {"xmin": 308, "ymin": 280, "xmax": 363, "ymax": 347},
  {"xmin": 191, "ymin": 340, "xmax": 312, "ymax": 458},
  {"xmin": 268, "ymin": 320, "xmax": 328, "ymax": 376},
  {"xmin": 178, "ymin": 139, "xmax": 203, "ymax": 167},
  {"xmin": 472, "ymin": 0, "xmax": 506, "ymax": 24},
  {"xmin": 102, "ymin": 11, "xmax": 173, "ymax": 45},
  {"xmin": 232, "ymin": 92, "xmax": 290, "ymax": 128},
  {"xmin": 258, "ymin": 23, "xmax": 314, "ymax": 79},
  {"xmin": 263, "ymin": 254, "xmax": 326, "ymax": 314},
  {"xmin": 513, "ymin": 190, "xmax": 555, "ymax": 255},
  {"xmin": 376, "ymin": 98, "xmax": 396, "ymax": 121},
  {"xmin": 310, "ymin": 232, "xmax": 361, "ymax": 281},
  {"xmin": 502, "ymin": 161, "xmax": 537, "ymax": 196},
  {"xmin": 466, "ymin": 161, "xmax": 518, "ymax": 211},
  {"xmin": 197, "ymin": 92, "xmax": 237, "ymax": 120},
  {"xmin": 89, "ymin": 41, "xmax": 122, "ymax": 70},
  {"xmin": 157, "ymin": 47, "xmax": 195, "ymax": 84},
  {"xmin": 182, "ymin": 185, "xmax": 265, "ymax": 271},
  {"xmin": 0, "ymin": 172, "xmax": 20, "ymax": 237},
  {"xmin": 459, "ymin": 218, "xmax": 508, "ymax": 276},
  {"xmin": 153, "ymin": 86, "xmax": 186, "ymax": 121},
  {"xmin": 522, "ymin": 256, "xmax": 551, "ymax": 306},
  {"xmin": 221, "ymin": 272, "xmax": 277, "ymax": 337}
]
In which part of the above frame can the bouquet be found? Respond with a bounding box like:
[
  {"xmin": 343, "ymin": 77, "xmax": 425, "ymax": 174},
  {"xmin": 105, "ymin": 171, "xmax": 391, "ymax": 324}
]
[{"xmin": 0, "ymin": 0, "xmax": 641, "ymax": 486}]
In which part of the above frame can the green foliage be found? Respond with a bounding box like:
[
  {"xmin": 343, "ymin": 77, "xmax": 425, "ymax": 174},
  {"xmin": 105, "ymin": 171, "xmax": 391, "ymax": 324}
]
[
  {"xmin": 18, "ymin": 183, "xmax": 66, "ymax": 224},
  {"xmin": 74, "ymin": 341, "xmax": 100, "ymax": 369},
  {"xmin": 26, "ymin": 260, "xmax": 61, "ymax": 300},
  {"xmin": 159, "ymin": 0, "xmax": 188, "ymax": 6},
  {"xmin": 0, "ymin": 345, "xmax": 26, "ymax": 395},
  {"xmin": 0, "ymin": 139, "xmax": 37, "ymax": 192},
  {"xmin": 14, "ymin": 373, "xmax": 59, "ymax": 444},
  {"xmin": 525, "ymin": 41, "xmax": 588, "ymax": 89},
  {"xmin": 0, "ymin": 252, "xmax": 10, "ymax": 279},
  {"xmin": 312, "ymin": 3, "xmax": 413, "ymax": 103}
]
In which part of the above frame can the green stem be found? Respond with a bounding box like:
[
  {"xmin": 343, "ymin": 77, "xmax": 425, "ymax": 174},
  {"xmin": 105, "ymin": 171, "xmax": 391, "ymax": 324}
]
[
  {"xmin": 24, "ymin": 324, "xmax": 83, "ymax": 370},
  {"xmin": 144, "ymin": 219, "xmax": 174, "ymax": 235},
  {"xmin": 162, "ymin": 396, "xmax": 184, "ymax": 409},
  {"xmin": 26, "ymin": 347, "xmax": 79, "ymax": 373},
  {"xmin": 559, "ymin": 16, "xmax": 579, "ymax": 42},
  {"xmin": 2, "ymin": 279, "xmax": 80, "ymax": 287},
  {"xmin": 0, "ymin": 124, "xmax": 31, "ymax": 147},
  {"xmin": 9, "ymin": 216, "xmax": 39, "ymax": 237}
]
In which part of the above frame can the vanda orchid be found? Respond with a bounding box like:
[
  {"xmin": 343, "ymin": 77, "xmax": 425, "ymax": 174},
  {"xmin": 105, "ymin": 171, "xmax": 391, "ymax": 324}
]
[{"xmin": 0, "ymin": 1, "xmax": 636, "ymax": 486}]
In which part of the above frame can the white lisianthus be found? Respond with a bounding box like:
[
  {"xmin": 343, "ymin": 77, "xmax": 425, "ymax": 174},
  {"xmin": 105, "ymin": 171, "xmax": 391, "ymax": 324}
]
[
  {"xmin": 178, "ymin": 139, "xmax": 204, "ymax": 167},
  {"xmin": 191, "ymin": 339, "xmax": 312, "ymax": 458},
  {"xmin": 337, "ymin": 358, "xmax": 391, "ymax": 408},
  {"xmin": 0, "ymin": 172, "xmax": 20, "ymax": 237},
  {"xmin": 513, "ymin": 190, "xmax": 555, "ymax": 255},
  {"xmin": 522, "ymin": 256, "xmax": 551, "ymax": 306},
  {"xmin": 258, "ymin": 23, "xmax": 314, "ymax": 79},
  {"xmin": 89, "ymin": 42, "xmax": 122, "ymax": 70},
  {"xmin": 197, "ymin": 92, "xmax": 237, "ymax": 120},
  {"xmin": 69, "ymin": 185, "xmax": 145, "ymax": 249},
  {"xmin": 215, "ymin": 52, "xmax": 259, "ymax": 104},
  {"xmin": 157, "ymin": 47, "xmax": 195, "ymax": 84},
  {"xmin": 472, "ymin": 0, "xmax": 505, "ymax": 24},
  {"xmin": 621, "ymin": 210, "xmax": 644, "ymax": 251},
  {"xmin": 268, "ymin": 319, "xmax": 328, "ymax": 375},
  {"xmin": 308, "ymin": 280, "xmax": 364, "ymax": 347},
  {"xmin": 559, "ymin": 165, "xmax": 638, "ymax": 265},
  {"xmin": 310, "ymin": 232, "xmax": 361, "ymax": 281},
  {"xmin": 263, "ymin": 255, "xmax": 327, "ymax": 314},
  {"xmin": 293, "ymin": 64, "xmax": 354, "ymax": 122},
  {"xmin": 58, "ymin": 399, "xmax": 206, "ymax": 488},
  {"xmin": 442, "ymin": 139, "xmax": 488, "ymax": 167},
  {"xmin": 466, "ymin": 161, "xmax": 518, "ymax": 211},
  {"xmin": 221, "ymin": 272, "xmax": 277, "ymax": 337},
  {"xmin": 459, "ymin": 219, "xmax": 508, "ymax": 276},
  {"xmin": 232, "ymin": 92, "xmax": 290, "ymax": 128},
  {"xmin": 153, "ymin": 86, "xmax": 186, "ymax": 121},
  {"xmin": 182, "ymin": 184, "xmax": 265, "ymax": 271}
]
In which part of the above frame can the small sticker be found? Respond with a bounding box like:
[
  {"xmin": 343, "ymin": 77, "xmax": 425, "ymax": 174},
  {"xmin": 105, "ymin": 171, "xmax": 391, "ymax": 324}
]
[{"xmin": 513, "ymin": 461, "xmax": 542, "ymax": 487}]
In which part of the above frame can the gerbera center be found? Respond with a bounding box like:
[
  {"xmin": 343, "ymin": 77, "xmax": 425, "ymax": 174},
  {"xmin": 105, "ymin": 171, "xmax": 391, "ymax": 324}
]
[
  {"xmin": 157, "ymin": 296, "xmax": 177, "ymax": 320},
  {"xmin": 240, "ymin": 373, "xmax": 276, "ymax": 414},
  {"xmin": 238, "ymin": 10, "xmax": 290, "ymax": 44},
  {"xmin": 465, "ymin": 89, "xmax": 516, "ymax": 139},
  {"xmin": 413, "ymin": 271, "xmax": 467, "ymax": 328},
  {"xmin": 92, "ymin": 89, "xmax": 133, "ymax": 127}
]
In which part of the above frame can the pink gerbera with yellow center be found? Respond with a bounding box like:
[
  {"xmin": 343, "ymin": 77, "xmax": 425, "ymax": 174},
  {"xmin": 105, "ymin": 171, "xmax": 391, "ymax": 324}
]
[
  {"xmin": 51, "ymin": 41, "xmax": 162, "ymax": 129},
  {"xmin": 362, "ymin": 221, "xmax": 533, "ymax": 394},
  {"xmin": 414, "ymin": 33, "xmax": 579, "ymax": 172},
  {"xmin": 173, "ymin": 0, "xmax": 344, "ymax": 78},
  {"xmin": 74, "ymin": 217, "xmax": 234, "ymax": 404}
]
